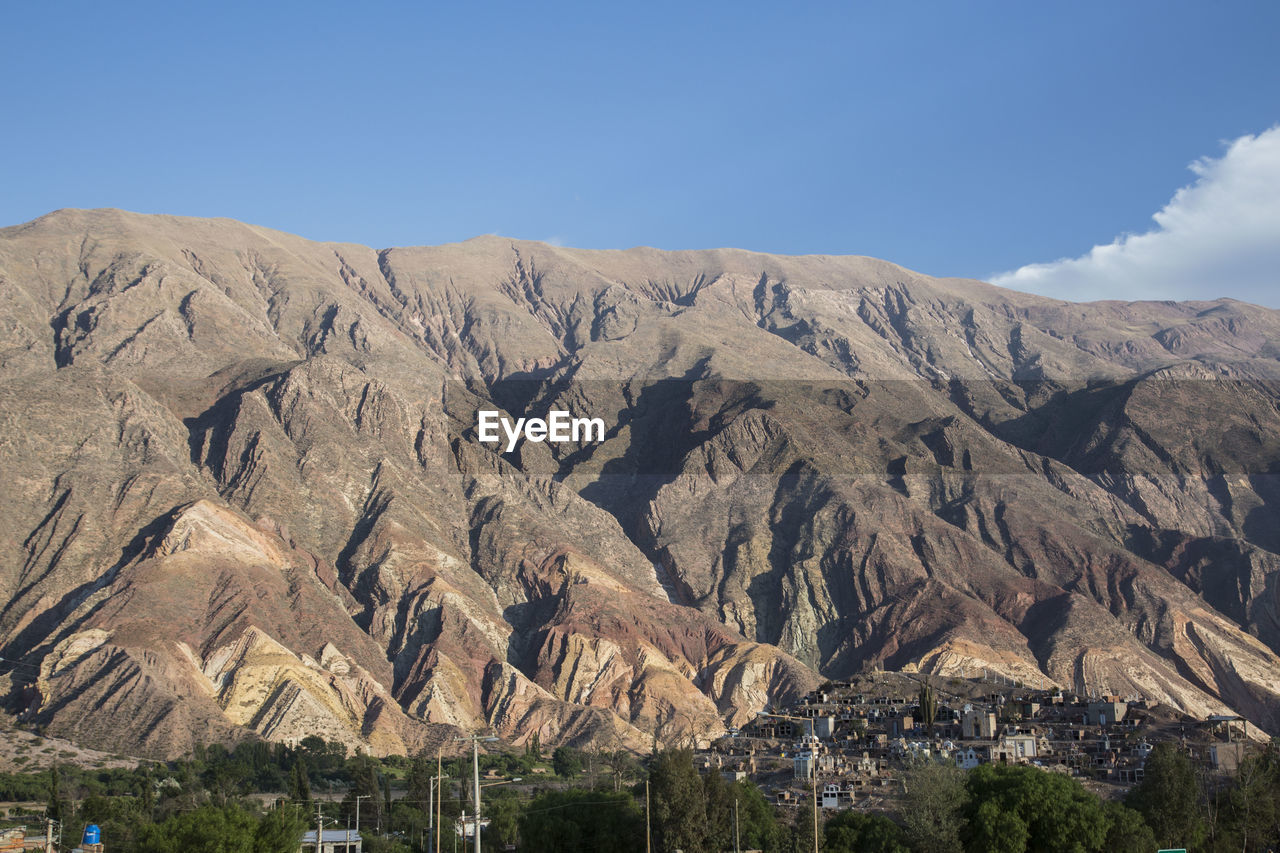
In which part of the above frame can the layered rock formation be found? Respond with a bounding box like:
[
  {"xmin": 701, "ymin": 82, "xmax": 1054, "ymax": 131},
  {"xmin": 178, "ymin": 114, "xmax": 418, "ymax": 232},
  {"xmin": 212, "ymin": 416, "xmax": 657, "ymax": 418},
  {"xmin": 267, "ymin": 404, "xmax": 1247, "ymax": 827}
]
[{"xmin": 1, "ymin": 208, "xmax": 1278, "ymax": 756}]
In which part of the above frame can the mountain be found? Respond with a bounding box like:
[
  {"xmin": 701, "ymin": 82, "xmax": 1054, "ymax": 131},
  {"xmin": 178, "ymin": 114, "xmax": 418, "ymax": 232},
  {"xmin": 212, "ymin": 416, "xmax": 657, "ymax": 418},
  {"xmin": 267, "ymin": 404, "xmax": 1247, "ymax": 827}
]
[{"xmin": 1, "ymin": 208, "xmax": 1278, "ymax": 757}]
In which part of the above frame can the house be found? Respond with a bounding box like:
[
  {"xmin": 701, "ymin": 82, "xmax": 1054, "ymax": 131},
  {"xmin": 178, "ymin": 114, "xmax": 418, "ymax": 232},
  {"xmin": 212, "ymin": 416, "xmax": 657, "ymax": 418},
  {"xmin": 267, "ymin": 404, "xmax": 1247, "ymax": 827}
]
[
  {"xmin": 955, "ymin": 746, "xmax": 985, "ymax": 770},
  {"xmin": 992, "ymin": 733, "xmax": 1038, "ymax": 763},
  {"xmin": 812, "ymin": 716, "xmax": 836, "ymax": 738},
  {"xmin": 793, "ymin": 750, "xmax": 835, "ymax": 779},
  {"xmin": 299, "ymin": 830, "xmax": 362, "ymax": 853},
  {"xmin": 793, "ymin": 750, "xmax": 815, "ymax": 780},
  {"xmin": 1116, "ymin": 765, "xmax": 1145, "ymax": 785},
  {"xmin": 1210, "ymin": 742, "xmax": 1245, "ymax": 773},
  {"xmin": 961, "ymin": 710, "xmax": 997, "ymax": 740},
  {"xmin": 850, "ymin": 752, "xmax": 879, "ymax": 777},
  {"xmin": 1086, "ymin": 700, "xmax": 1127, "ymax": 727},
  {"xmin": 821, "ymin": 783, "xmax": 856, "ymax": 809}
]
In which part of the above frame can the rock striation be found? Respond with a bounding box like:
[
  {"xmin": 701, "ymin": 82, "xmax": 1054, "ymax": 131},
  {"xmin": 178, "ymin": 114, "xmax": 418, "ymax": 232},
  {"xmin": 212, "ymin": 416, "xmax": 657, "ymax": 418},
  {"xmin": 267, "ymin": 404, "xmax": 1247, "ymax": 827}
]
[{"xmin": 1, "ymin": 208, "xmax": 1279, "ymax": 756}]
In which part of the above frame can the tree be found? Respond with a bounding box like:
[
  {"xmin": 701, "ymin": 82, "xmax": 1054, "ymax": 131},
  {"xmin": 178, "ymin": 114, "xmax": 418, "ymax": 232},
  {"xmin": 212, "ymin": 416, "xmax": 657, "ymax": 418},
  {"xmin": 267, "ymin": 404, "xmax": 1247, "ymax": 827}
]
[
  {"xmin": 362, "ymin": 838, "xmax": 411, "ymax": 853},
  {"xmin": 605, "ymin": 749, "xmax": 640, "ymax": 792},
  {"xmin": 792, "ymin": 783, "xmax": 819, "ymax": 853},
  {"xmin": 703, "ymin": 767, "xmax": 735, "ymax": 853},
  {"xmin": 288, "ymin": 757, "xmax": 311, "ymax": 806},
  {"xmin": 824, "ymin": 810, "xmax": 909, "ymax": 853},
  {"xmin": 342, "ymin": 756, "xmax": 385, "ymax": 834},
  {"xmin": 1212, "ymin": 748, "xmax": 1280, "ymax": 852},
  {"xmin": 79, "ymin": 791, "xmax": 153, "ymax": 851},
  {"xmin": 405, "ymin": 751, "xmax": 433, "ymax": 815},
  {"xmin": 918, "ymin": 676, "xmax": 938, "ymax": 739},
  {"xmin": 902, "ymin": 760, "xmax": 968, "ymax": 853},
  {"xmin": 47, "ymin": 764, "xmax": 67, "ymax": 826},
  {"xmin": 963, "ymin": 763, "xmax": 1113, "ymax": 853},
  {"xmin": 1126, "ymin": 742, "xmax": 1206, "ymax": 850},
  {"xmin": 136, "ymin": 803, "xmax": 258, "ymax": 853},
  {"xmin": 553, "ymin": 746, "xmax": 584, "ymax": 779},
  {"xmin": 483, "ymin": 789, "xmax": 520, "ymax": 850},
  {"xmin": 966, "ymin": 799, "xmax": 1027, "ymax": 853},
  {"xmin": 518, "ymin": 789, "xmax": 643, "ymax": 853},
  {"xmin": 649, "ymin": 749, "xmax": 708, "ymax": 853},
  {"xmin": 730, "ymin": 778, "xmax": 788, "ymax": 853},
  {"xmin": 253, "ymin": 807, "xmax": 306, "ymax": 853},
  {"xmin": 1101, "ymin": 801, "xmax": 1156, "ymax": 853}
]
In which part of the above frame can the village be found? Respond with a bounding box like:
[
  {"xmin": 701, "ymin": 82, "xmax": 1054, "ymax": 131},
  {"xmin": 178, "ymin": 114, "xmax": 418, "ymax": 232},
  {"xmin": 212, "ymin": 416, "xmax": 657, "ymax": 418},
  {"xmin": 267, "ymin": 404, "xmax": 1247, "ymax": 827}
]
[{"xmin": 697, "ymin": 669, "xmax": 1257, "ymax": 815}]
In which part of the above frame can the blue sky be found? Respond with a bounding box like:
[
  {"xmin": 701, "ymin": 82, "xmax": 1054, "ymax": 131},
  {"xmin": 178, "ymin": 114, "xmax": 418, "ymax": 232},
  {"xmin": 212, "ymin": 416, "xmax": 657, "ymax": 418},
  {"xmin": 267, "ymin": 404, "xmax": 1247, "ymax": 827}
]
[{"xmin": 5, "ymin": 1, "xmax": 1279, "ymax": 304}]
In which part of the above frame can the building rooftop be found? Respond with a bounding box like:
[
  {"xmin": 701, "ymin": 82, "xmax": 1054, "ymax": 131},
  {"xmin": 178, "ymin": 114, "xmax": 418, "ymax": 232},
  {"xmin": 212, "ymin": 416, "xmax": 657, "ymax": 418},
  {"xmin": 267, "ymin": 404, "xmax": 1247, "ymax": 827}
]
[{"xmin": 301, "ymin": 829, "xmax": 363, "ymax": 842}]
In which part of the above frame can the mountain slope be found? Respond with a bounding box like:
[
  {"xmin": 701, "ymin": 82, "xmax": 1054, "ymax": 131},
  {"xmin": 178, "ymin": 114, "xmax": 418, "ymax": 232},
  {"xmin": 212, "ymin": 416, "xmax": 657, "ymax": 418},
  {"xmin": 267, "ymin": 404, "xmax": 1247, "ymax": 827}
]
[{"xmin": 1, "ymin": 208, "xmax": 1278, "ymax": 755}]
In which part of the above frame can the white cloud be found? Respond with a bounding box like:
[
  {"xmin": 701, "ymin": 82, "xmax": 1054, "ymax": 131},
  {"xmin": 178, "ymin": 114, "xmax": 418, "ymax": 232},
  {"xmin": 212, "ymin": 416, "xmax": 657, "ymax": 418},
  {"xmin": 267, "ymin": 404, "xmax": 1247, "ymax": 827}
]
[{"xmin": 990, "ymin": 126, "xmax": 1280, "ymax": 308}]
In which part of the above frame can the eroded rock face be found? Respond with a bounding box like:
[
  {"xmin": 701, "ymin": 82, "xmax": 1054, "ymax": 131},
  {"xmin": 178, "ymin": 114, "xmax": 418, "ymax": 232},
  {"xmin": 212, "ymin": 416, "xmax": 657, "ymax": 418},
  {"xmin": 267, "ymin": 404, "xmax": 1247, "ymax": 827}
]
[{"xmin": 2, "ymin": 209, "xmax": 1279, "ymax": 756}]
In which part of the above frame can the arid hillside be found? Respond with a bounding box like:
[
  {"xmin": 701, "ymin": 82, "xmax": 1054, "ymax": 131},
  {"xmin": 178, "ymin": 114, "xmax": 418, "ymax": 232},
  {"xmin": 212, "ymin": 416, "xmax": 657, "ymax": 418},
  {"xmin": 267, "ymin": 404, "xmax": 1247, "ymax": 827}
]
[{"xmin": 1, "ymin": 209, "xmax": 1278, "ymax": 757}]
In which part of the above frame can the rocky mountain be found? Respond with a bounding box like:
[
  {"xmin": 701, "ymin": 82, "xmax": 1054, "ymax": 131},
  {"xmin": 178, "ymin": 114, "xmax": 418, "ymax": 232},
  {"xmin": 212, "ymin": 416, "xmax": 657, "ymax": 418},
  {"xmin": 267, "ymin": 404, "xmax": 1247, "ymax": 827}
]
[{"xmin": 1, "ymin": 208, "xmax": 1278, "ymax": 757}]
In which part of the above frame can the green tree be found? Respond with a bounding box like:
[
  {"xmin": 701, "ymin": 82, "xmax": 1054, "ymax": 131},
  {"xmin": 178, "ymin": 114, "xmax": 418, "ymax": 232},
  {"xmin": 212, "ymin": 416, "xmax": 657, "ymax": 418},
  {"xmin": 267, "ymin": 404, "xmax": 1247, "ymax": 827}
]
[
  {"xmin": 518, "ymin": 789, "xmax": 644, "ymax": 853},
  {"xmin": 1101, "ymin": 801, "xmax": 1156, "ymax": 853},
  {"xmin": 650, "ymin": 749, "xmax": 708, "ymax": 853},
  {"xmin": 824, "ymin": 810, "xmax": 909, "ymax": 853},
  {"xmin": 728, "ymin": 778, "xmax": 787, "ymax": 852},
  {"xmin": 253, "ymin": 807, "xmax": 306, "ymax": 853},
  {"xmin": 46, "ymin": 765, "xmax": 67, "ymax": 826},
  {"xmin": 902, "ymin": 760, "xmax": 968, "ymax": 853},
  {"xmin": 136, "ymin": 802, "xmax": 258, "ymax": 853},
  {"xmin": 483, "ymin": 789, "xmax": 520, "ymax": 851},
  {"xmin": 360, "ymin": 835, "xmax": 409, "ymax": 850},
  {"xmin": 553, "ymin": 746, "xmax": 584, "ymax": 779},
  {"xmin": 1212, "ymin": 748, "xmax": 1280, "ymax": 852},
  {"xmin": 918, "ymin": 676, "xmax": 938, "ymax": 739},
  {"xmin": 342, "ymin": 756, "xmax": 386, "ymax": 835},
  {"xmin": 605, "ymin": 749, "xmax": 641, "ymax": 792},
  {"xmin": 966, "ymin": 799, "xmax": 1028, "ymax": 853},
  {"xmin": 78, "ymin": 792, "xmax": 152, "ymax": 851},
  {"xmin": 405, "ymin": 751, "xmax": 434, "ymax": 815},
  {"xmin": 288, "ymin": 757, "xmax": 311, "ymax": 806},
  {"xmin": 362, "ymin": 838, "xmax": 411, "ymax": 853},
  {"xmin": 793, "ymin": 781, "xmax": 819, "ymax": 853},
  {"xmin": 703, "ymin": 768, "xmax": 735, "ymax": 852},
  {"xmin": 1126, "ymin": 742, "xmax": 1206, "ymax": 850},
  {"xmin": 963, "ymin": 763, "xmax": 1112, "ymax": 853}
]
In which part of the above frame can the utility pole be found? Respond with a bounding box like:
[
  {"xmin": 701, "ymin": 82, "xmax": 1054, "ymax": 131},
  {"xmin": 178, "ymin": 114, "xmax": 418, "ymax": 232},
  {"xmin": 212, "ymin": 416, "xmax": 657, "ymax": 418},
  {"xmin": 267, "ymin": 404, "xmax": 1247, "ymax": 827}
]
[
  {"xmin": 473, "ymin": 739, "xmax": 480, "ymax": 853},
  {"xmin": 428, "ymin": 769, "xmax": 449, "ymax": 853},
  {"xmin": 454, "ymin": 733, "xmax": 497, "ymax": 853},
  {"xmin": 315, "ymin": 802, "xmax": 324, "ymax": 853},
  {"xmin": 812, "ymin": 762, "xmax": 820, "ymax": 853},
  {"xmin": 436, "ymin": 749, "xmax": 443, "ymax": 853},
  {"xmin": 733, "ymin": 795, "xmax": 740, "ymax": 853},
  {"xmin": 355, "ymin": 793, "xmax": 370, "ymax": 841}
]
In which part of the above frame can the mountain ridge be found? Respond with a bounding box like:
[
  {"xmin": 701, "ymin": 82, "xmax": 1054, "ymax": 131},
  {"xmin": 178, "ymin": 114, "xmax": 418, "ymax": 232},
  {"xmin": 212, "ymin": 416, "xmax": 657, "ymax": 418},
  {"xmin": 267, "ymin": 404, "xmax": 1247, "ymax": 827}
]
[{"xmin": 2, "ymin": 208, "xmax": 1278, "ymax": 757}]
